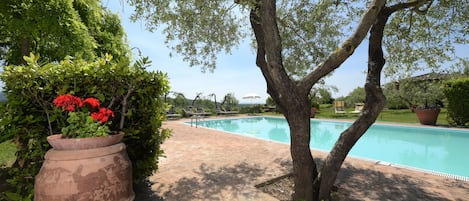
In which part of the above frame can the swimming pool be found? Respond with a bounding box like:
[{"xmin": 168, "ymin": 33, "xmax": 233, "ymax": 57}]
[{"xmin": 189, "ymin": 116, "xmax": 469, "ymax": 179}]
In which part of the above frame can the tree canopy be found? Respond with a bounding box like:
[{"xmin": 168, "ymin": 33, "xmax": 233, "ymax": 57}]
[
  {"xmin": 383, "ymin": 0, "xmax": 468, "ymax": 79},
  {"xmin": 0, "ymin": 0, "xmax": 130, "ymax": 65},
  {"xmin": 128, "ymin": 0, "xmax": 466, "ymax": 79}
]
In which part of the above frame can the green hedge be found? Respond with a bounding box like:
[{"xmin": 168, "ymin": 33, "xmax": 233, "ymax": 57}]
[
  {"xmin": 0, "ymin": 54, "xmax": 171, "ymax": 199},
  {"xmin": 443, "ymin": 77, "xmax": 469, "ymax": 126}
]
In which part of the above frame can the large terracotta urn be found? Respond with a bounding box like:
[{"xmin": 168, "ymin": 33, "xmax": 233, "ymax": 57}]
[
  {"xmin": 34, "ymin": 132, "xmax": 134, "ymax": 201},
  {"xmin": 415, "ymin": 108, "xmax": 440, "ymax": 125}
]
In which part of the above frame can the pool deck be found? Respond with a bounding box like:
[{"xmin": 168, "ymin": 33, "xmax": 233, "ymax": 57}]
[{"xmin": 140, "ymin": 115, "xmax": 469, "ymax": 200}]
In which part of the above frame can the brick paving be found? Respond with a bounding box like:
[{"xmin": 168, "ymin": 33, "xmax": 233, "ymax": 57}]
[{"xmin": 141, "ymin": 116, "xmax": 469, "ymax": 201}]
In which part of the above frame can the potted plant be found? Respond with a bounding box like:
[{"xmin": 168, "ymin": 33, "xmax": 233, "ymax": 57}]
[
  {"xmin": 388, "ymin": 73, "xmax": 448, "ymax": 125},
  {"xmin": 35, "ymin": 94, "xmax": 134, "ymax": 200},
  {"xmin": 397, "ymin": 77, "xmax": 445, "ymax": 125},
  {"xmin": 47, "ymin": 94, "xmax": 120, "ymax": 148}
]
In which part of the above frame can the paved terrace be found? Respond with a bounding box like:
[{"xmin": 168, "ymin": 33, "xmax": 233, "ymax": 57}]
[{"xmin": 137, "ymin": 116, "xmax": 469, "ymax": 201}]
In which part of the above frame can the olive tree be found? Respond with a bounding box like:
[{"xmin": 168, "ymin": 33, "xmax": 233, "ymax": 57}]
[
  {"xmin": 221, "ymin": 92, "xmax": 239, "ymax": 110},
  {"xmin": 172, "ymin": 92, "xmax": 189, "ymax": 109},
  {"xmin": 127, "ymin": 0, "xmax": 467, "ymax": 200}
]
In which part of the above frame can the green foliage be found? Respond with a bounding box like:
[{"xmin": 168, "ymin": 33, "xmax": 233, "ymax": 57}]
[
  {"xmin": 0, "ymin": 54, "xmax": 170, "ymax": 198},
  {"xmin": 126, "ymin": 1, "xmax": 467, "ymax": 200},
  {"xmin": 129, "ymin": 0, "xmax": 362, "ymax": 77},
  {"xmin": 129, "ymin": 0, "xmax": 246, "ymax": 72},
  {"xmin": 240, "ymin": 104, "xmax": 262, "ymax": 114},
  {"xmin": 221, "ymin": 93, "xmax": 239, "ymax": 110},
  {"xmin": 383, "ymin": 1, "xmax": 468, "ymax": 79},
  {"xmin": 52, "ymin": 94, "xmax": 114, "ymax": 138},
  {"xmin": 384, "ymin": 73, "xmax": 448, "ymax": 110},
  {"xmin": 266, "ymin": 96, "xmax": 275, "ymax": 106},
  {"xmin": 443, "ymin": 77, "xmax": 469, "ymax": 126},
  {"xmin": 310, "ymin": 102, "xmax": 320, "ymax": 109},
  {"xmin": 277, "ymin": 0, "xmax": 357, "ymax": 78},
  {"xmin": 383, "ymin": 87, "xmax": 408, "ymax": 109},
  {"xmin": 406, "ymin": 80, "xmax": 444, "ymax": 109},
  {"xmin": 171, "ymin": 92, "xmax": 189, "ymax": 109},
  {"xmin": 0, "ymin": 0, "xmax": 130, "ymax": 65},
  {"xmin": 309, "ymin": 104, "xmax": 449, "ymax": 125},
  {"xmin": 308, "ymin": 83, "xmax": 338, "ymax": 109},
  {"xmin": 60, "ymin": 112, "xmax": 111, "ymax": 138},
  {"xmin": 344, "ymin": 87, "xmax": 365, "ymax": 107},
  {"xmin": 309, "ymin": 82, "xmax": 338, "ymax": 105},
  {"xmin": 0, "ymin": 141, "xmax": 16, "ymax": 167},
  {"xmin": 198, "ymin": 95, "xmax": 215, "ymax": 109},
  {"xmin": 316, "ymin": 88, "xmax": 335, "ymax": 104}
]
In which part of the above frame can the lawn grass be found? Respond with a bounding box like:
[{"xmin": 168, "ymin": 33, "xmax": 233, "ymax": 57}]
[
  {"xmin": 377, "ymin": 108, "xmax": 448, "ymax": 125},
  {"xmin": 266, "ymin": 104, "xmax": 450, "ymax": 126},
  {"xmin": 314, "ymin": 106, "xmax": 449, "ymax": 125},
  {"xmin": 0, "ymin": 141, "xmax": 16, "ymax": 167}
]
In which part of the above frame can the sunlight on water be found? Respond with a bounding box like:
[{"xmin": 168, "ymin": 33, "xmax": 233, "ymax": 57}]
[{"xmin": 193, "ymin": 116, "xmax": 469, "ymax": 178}]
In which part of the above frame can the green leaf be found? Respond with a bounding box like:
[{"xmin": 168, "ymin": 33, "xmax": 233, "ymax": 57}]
[{"xmin": 4, "ymin": 192, "xmax": 23, "ymax": 201}]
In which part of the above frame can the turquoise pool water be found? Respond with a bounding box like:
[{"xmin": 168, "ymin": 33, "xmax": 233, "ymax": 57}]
[{"xmin": 191, "ymin": 116, "xmax": 469, "ymax": 179}]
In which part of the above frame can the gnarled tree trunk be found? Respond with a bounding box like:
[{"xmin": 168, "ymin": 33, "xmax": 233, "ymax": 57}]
[
  {"xmin": 315, "ymin": 7, "xmax": 392, "ymax": 201},
  {"xmin": 250, "ymin": 0, "xmax": 387, "ymax": 200}
]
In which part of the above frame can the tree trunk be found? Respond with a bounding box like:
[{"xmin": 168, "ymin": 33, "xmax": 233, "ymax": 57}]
[
  {"xmin": 316, "ymin": 8, "xmax": 391, "ymax": 201},
  {"xmin": 20, "ymin": 37, "xmax": 30, "ymax": 65},
  {"xmin": 285, "ymin": 102, "xmax": 318, "ymax": 201},
  {"xmin": 250, "ymin": 1, "xmax": 319, "ymax": 199},
  {"xmin": 250, "ymin": 0, "xmax": 388, "ymax": 200},
  {"xmin": 12, "ymin": 37, "xmax": 32, "ymax": 169}
]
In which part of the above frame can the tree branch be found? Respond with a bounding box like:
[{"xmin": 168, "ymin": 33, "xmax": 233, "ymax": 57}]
[
  {"xmin": 299, "ymin": 0, "xmax": 386, "ymax": 92},
  {"xmin": 119, "ymin": 85, "xmax": 134, "ymax": 130},
  {"xmin": 26, "ymin": 88, "xmax": 54, "ymax": 135},
  {"xmin": 250, "ymin": 0, "xmax": 283, "ymax": 103},
  {"xmin": 387, "ymin": 0, "xmax": 432, "ymax": 13},
  {"xmin": 316, "ymin": 6, "xmax": 391, "ymax": 200}
]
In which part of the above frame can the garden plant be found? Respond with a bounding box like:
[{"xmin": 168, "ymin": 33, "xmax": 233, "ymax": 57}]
[{"xmin": 0, "ymin": 54, "xmax": 171, "ymax": 200}]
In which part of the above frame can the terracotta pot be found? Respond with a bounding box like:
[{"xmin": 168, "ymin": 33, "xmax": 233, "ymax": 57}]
[
  {"xmin": 415, "ymin": 108, "xmax": 440, "ymax": 125},
  {"xmin": 34, "ymin": 143, "xmax": 134, "ymax": 201},
  {"xmin": 47, "ymin": 132, "xmax": 124, "ymax": 150}
]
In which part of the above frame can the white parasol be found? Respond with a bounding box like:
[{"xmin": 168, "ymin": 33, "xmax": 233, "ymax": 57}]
[
  {"xmin": 243, "ymin": 93, "xmax": 260, "ymax": 99},
  {"xmin": 242, "ymin": 93, "xmax": 261, "ymax": 104}
]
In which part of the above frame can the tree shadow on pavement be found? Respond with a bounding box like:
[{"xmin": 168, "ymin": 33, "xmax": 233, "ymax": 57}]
[
  {"xmin": 134, "ymin": 179, "xmax": 164, "ymax": 201},
  {"xmin": 259, "ymin": 157, "xmax": 468, "ymax": 201},
  {"xmin": 153, "ymin": 162, "xmax": 268, "ymax": 201},
  {"xmin": 335, "ymin": 164, "xmax": 461, "ymax": 201}
]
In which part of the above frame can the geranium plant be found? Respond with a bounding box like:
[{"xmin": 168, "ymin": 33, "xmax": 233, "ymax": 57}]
[{"xmin": 53, "ymin": 94, "xmax": 115, "ymax": 138}]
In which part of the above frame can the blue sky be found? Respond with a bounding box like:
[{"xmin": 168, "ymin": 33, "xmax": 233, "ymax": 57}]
[{"xmin": 104, "ymin": 2, "xmax": 465, "ymax": 104}]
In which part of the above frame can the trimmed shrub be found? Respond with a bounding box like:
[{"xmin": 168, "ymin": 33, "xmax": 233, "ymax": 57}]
[
  {"xmin": 0, "ymin": 54, "xmax": 171, "ymax": 199},
  {"xmin": 443, "ymin": 77, "xmax": 469, "ymax": 126}
]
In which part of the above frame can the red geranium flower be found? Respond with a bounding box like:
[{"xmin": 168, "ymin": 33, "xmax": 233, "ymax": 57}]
[
  {"xmin": 82, "ymin": 97, "xmax": 100, "ymax": 109},
  {"xmin": 91, "ymin": 108, "xmax": 115, "ymax": 123},
  {"xmin": 53, "ymin": 94, "xmax": 82, "ymax": 112},
  {"xmin": 53, "ymin": 94, "xmax": 115, "ymax": 138}
]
